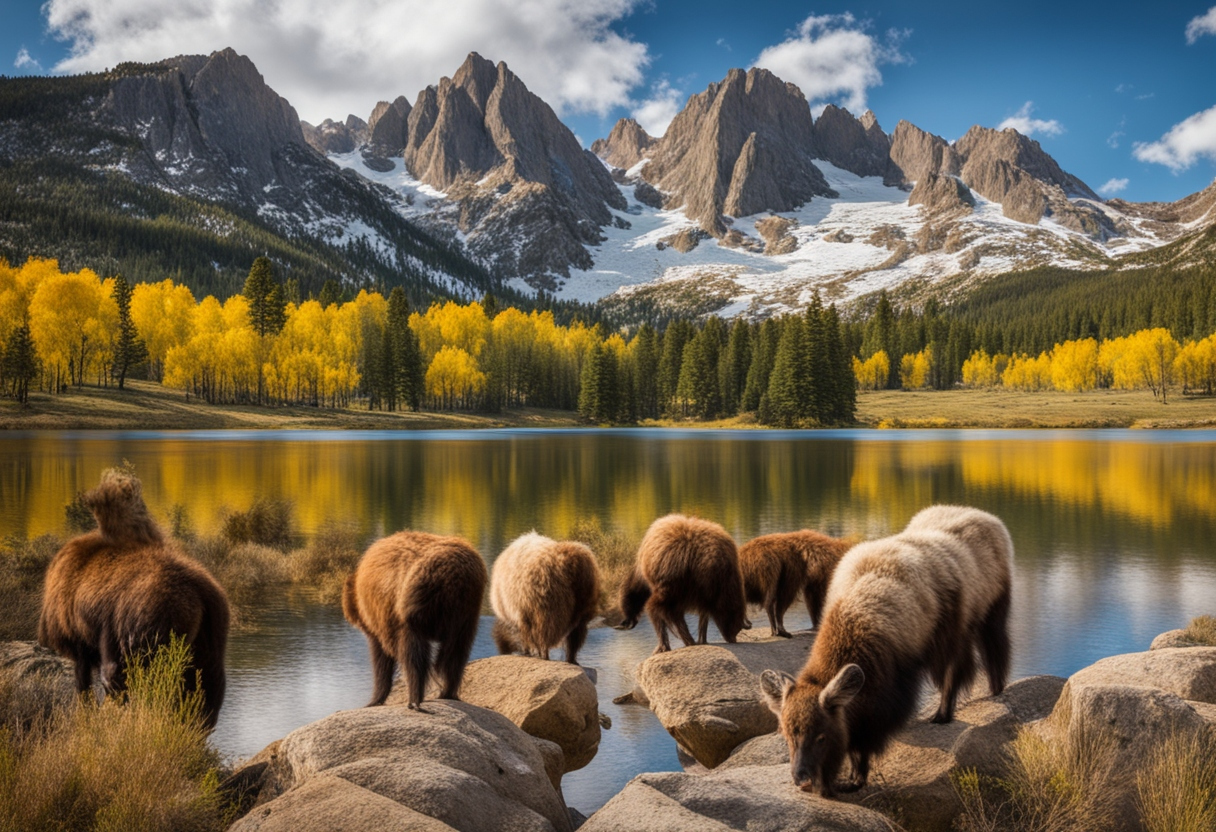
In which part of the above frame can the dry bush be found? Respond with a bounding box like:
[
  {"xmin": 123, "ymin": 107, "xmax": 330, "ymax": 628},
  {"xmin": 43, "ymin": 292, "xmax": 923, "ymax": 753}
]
[
  {"xmin": 0, "ymin": 637, "xmax": 230, "ymax": 832},
  {"xmin": 569, "ymin": 518, "xmax": 638, "ymax": 619},
  {"xmin": 1182, "ymin": 615, "xmax": 1216, "ymax": 646},
  {"xmin": 220, "ymin": 499, "xmax": 295, "ymax": 550},
  {"xmin": 0, "ymin": 535, "xmax": 60, "ymax": 641},
  {"xmin": 1136, "ymin": 727, "xmax": 1216, "ymax": 832},
  {"xmin": 289, "ymin": 524, "xmax": 368, "ymax": 605},
  {"xmin": 954, "ymin": 722, "xmax": 1124, "ymax": 832}
]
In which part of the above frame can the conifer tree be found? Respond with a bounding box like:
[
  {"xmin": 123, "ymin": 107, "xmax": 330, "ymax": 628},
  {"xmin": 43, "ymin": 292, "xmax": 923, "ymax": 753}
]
[
  {"xmin": 743, "ymin": 318, "xmax": 780, "ymax": 412},
  {"xmin": 318, "ymin": 279, "xmax": 342, "ymax": 309},
  {"xmin": 578, "ymin": 342, "xmax": 618, "ymax": 423},
  {"xmin": 720, "ymin": 317, "xmax": 752, "ymax": 416},
  {"xmin": 1, "ymin": 323, "xmax": 37, "ymax": 403},
  {"xmin": 676, "ymin": 322, "xmax": 723, "ymax": 420},
  {"xmin": 110, "ymin": 275, "xmax": 147, "ymax": 390},
  {"xmin": 387, "ymin": 287, "xmax": 424, "ymax": 411},
  {"xmin": 765, "ymin": 316, "xmax": 811, "ymax": 427},
  {"xmin": 244, "ymin": 257, "xmax": 286, "ymax": 336},
  {"xmin": 631, "ymin": 324, "xmax": 661, "ymax": 419},
  {"xmin": 822, "ymin": 303, "xmax": 856, "ymax": 423},
  {"xmin": 861, "ymin": 290, "xmax": 899, "ymax": 388},
  {"xmin": 658, "ymin": 319, "xmax": 694, "ymax": 415}
]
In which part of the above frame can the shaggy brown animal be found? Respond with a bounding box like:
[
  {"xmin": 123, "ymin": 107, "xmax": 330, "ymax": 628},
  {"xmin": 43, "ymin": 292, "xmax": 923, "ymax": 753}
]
[
  {"xmin": 738, "ymin": 530, "xmax": 854, "ymax": 637},
  {"xmin": 342, "ymin": 531, "xmax": 487, "ymax": 709},
  {"xmin": 491, "ymin": 532, "xmax": 599, "ymax": 664},
  {"xmin": 37, "ymin": 470, "xmax": 230, "ymax": 729},
  {"xmin": 616, "ymin": 514, "xmax": 746, "ymax": 654},
  {"xmin": 761, "ymin": 505, "xmax": 1012, "ymax": 797}
]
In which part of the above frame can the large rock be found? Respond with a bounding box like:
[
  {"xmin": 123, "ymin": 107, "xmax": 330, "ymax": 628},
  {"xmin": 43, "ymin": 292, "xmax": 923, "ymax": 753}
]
[
  {"xmin": 628, "ymin": 632, "xmax": 812, "ymax": 768},
  {"xmin": 591, "ymin": 118, "xmax": 656, "ymax": 171},
  {"xmin": 228, "ymin": 702, "xmax": 572, "ymax": 832},
  {"xmin": 0, "ymin": 640, "xmax": 77, "ymax": 726},
  {"xmin": 408, "ymin": 655, "xmax": 600, "ymax": 774},
  {"xmin": 1061, "ymin": 647, "xmax": 1216, "ymax": 704},
  {"xmin": 581, "ymin": 764, "xmax": 904, "ymax": 832}
]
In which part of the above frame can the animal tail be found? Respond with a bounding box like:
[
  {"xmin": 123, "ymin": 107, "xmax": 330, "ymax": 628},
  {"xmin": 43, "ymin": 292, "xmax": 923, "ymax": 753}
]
[
  {"xmin": 341, "ymin": 573, "xmax": 361, "ymax": 627},
  {"xmin": 194, "ymin": 586, "xmax": 230, "ymax": 731}
]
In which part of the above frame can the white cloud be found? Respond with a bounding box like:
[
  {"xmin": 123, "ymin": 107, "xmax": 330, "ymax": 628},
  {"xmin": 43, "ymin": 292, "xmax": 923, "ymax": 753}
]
[
  {"xmin": 631, "ymin": 79, "xmax": 683, "ymax": 137},
  {"xmin": 1185, "ymin": 6, "xmax": 1216, "ymax": 44},
  {"xmin": 1134, "ymin": 104, "xmax": 1216, "ymax": 171},
  {"xmin": 997, "ymin": 101, "xmax": 1064, "ymax": 138},
  {"xmin": 752, "ymin": 13, "xmax": 909, "ymax": 113},
  {"xmin": 1098, "ymin": 177, "xmax": 1129, "ymax": 195},
  {"xmin": 44, "ymin": 0, "xmax": 650, "ymax": 122},
  {"xmin": 14, "ymin": 48, "xmax": 42, "ymax": 71}
]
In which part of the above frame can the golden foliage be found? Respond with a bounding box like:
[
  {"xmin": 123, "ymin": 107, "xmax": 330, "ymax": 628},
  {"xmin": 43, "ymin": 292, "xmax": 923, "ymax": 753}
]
[{"xmin": 853, "ymin": 350, "xmax": 890, "ymax": 390}]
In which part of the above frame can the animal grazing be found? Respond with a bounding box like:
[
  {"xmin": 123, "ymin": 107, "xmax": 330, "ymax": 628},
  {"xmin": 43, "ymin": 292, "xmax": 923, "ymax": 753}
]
[
  {"xmin": 37, "ymin": 470, "xmax": 230, "ymax": 729},
  {"xmin": 760, "ymin": 505, "xmax": 1013, "ymax": 797},
  {"xmin": 342, "ymin": 530, "xmax": 487, "ymax": 710},
  {"xmin": 616, "ymin": 514, "xmax": 747, "ymax": 654},
  {"xmin": 738, "ymin": 530, "xmax": 854, "ymax": 637},
  {"xmin": 491, "ymin": 532, "xmax": 600, "ymax": 664}
]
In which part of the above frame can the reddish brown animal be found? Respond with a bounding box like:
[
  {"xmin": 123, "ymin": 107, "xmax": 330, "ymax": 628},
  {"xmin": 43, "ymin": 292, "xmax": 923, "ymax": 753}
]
[
  {"xmin": 37, "ymin": 470, "xmax": 230, "ymax": 729},
  {"xmin": 761, "ymin": 505, "xmax": 1013, "ymax": 798},
  {"xmin": 616, "ymin": 514, "xmax": 747, "ymax": 654},
  {"xmin": 739, "ymin": 530, "xmax": 854, "ymax": 637},
  {"xmin": 491, "ymin": 532, "xmax": 600, "ymax": 664},
  {"xmin": 342, "ymin": 530, "xmax": 487, "ymax": 709}
]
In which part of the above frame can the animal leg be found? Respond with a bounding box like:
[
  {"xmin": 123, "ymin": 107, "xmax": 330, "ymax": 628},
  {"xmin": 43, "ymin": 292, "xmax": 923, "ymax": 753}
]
[
  {"xmin": 803, "ymin": 585, "xmax": 824, "ymax": 629},
  {"xmin": 492, "ymin": 619, "xmax": 520, "ymax": 656},
  {"xmin": 646, "ymin": 599, "xmax": 674, "ymax": 654},
  {"xmin": 979, "ymin": 590, "xmax": 1011, "ymax": 696},
  {"xmin": 838, "ymin": 752, "xmax": 870, "ymax": 792},
  {"xmin": 366, "ymin": 637, "xmax": 396, "ymax": 706},
  {"xmin": 72, "ymin": 645, "xmax": 95, "ymax": 694},
  {"xmin": 400, "ymin": 629, "xmax": 432, "ymax": 710},
  {"xmin": 696, "ymin": 613, "xmax": 709, "ymax": 645},
  {"xmin": 933, "ymin": 648, "xmax": 977, "ymax": 724},
  {"xmin": 435, "ymin": 616, "xmax": 478, "ymax": 701},
  {"xmin": 672, "ymin": 614, "xmax": 696, "ymax": 647},
  {"xmin": 98, "ymin": 625, "xmax": 126, "ymax": 697},
  {"xmin": 565, "ymin": 620, "xmax": 589, "ymax": 666}
]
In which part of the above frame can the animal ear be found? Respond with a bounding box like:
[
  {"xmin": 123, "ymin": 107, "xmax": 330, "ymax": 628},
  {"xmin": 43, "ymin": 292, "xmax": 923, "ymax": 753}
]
[
  {"xmin": 819, "ymin": 664, "xmax": 864, "ymax": 710},
  {"xmin": 760, "ymin": 670, "xmax": 796, "ymax": 716}
]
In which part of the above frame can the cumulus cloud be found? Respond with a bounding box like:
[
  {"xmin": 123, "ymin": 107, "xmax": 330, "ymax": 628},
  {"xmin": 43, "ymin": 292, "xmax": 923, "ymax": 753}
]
[
  {"xmin": 1133, "ymin": 104, "xmax": 1216, "ymax": 171},
  {"xmin": 752, "ymin": 13, "xmax": 909, "ymax": 113},
  {"xmin": 43, "ymin": 0, "xmax": 650, "ymax": 122},
  {"xmin": 14, "ymin": 48, "xmax": 42, "ymax": 71},
  {"xmin": 1098, "ymin": 177, "xmax": 1129, "ymax": 195},
  {"xmin": 997, "ymin": 101, "xmax": 1064, "ymax": 138},
  {"xmin": 631, "ymin": 79, "xmax": 684, "ymax": 137},
  {"xmin": 1185, "ymin": 6, "xmax": 1216, "ymax": 44}
]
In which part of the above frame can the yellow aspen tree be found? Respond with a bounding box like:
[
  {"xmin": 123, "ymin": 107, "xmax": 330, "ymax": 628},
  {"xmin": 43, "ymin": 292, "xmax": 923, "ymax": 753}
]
[
  {"xmin": 853, "ymin": 351, "xmax": 890, "ymax": 390},
  {"xmin": 131, "ymin": 279, "xmax": 196, "ymax": 380},
  {"xmin": 425, "ymin": 345, "xmax": 486, "ymax": 409},
  {"xmin": 1049, "ymin": 338, "xmax": 1100, "ymax": 392},
  {"xmin": 961, "ymin": 349, "xmax": 997, "ymax": 388},
  {"xmin": 900, "ymin": 349, "xmax": 931, "ymax": 389},
  {"xmin": 1174, "ymin": 335, "xmax": 1216, "ymax": 395},
  {"xmin": 27, "ymin": 267, "xmax": 106, "ymax": 390},
  {"xmin": 1126, "ymin": 328, "xmax": 1179, "ymax": 402}
]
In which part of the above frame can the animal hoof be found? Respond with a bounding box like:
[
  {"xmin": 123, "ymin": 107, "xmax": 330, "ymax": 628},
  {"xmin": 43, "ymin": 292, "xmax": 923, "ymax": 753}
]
[
  {"xmin": 835, "ymin": 780, "xmax": 864, "ymax": 794},
  {"xmin": 930, "ymin": 712, "xmax": 952, "ymax": 724}
]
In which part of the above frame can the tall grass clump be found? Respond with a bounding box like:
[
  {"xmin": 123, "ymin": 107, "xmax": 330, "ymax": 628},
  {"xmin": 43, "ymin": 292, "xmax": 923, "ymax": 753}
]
[
  {"xmin": 1136, "ymin": 728, "xmax": 1216, "ymax": 832},
  {"xmin": 0, "ymin": 534, "xmax": 59, "ymax": 640},
  {"xmin": 220, "ymin": 499, "xmax": 295, "ymax": 550},
  {"xmin": 0, "ymin": 636, "xmax": 230, "ymax": 832},
  {"xmin": 1181, "ymin": 614, "xmax": 1216, "ymax": 646},
  {"xmin": 289, "ymin": 523, "xmax": 368, "ymax": 604},
  {"xmin": 954, "ymin": 722, "xmax": 1123, "ymax": 832},
  {"xmin": 569, "ymin": 518, "xmax": 638, "ymax": 615}
]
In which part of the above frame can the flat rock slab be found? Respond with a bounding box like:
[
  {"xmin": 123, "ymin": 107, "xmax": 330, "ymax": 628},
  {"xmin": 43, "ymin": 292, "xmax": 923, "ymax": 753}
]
[
  {"xmin": 628, "ymin": 633, "xmax": 814, "ymax": 769},
  {"xmin": 1062, "ymin": 647, "xmax": 1216, "ymax": 703},
  {"xmin": 581, "ymin": 764, "xmax": 904, "ymax": 832},
  {"xmin": 229, "ymin": 702, "xmax": 572, "ymax": 832}
]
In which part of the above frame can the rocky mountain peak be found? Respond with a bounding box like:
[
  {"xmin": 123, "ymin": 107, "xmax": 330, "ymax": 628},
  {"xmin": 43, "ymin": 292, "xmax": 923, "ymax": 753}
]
[
  {"xmin": 301, "ymin": 115, "xmax": 367, "ymax": 154},
  {"xmin": 955, "ymin": 125, "xmax": 1097, "ymax": 201},
  {"xmin": 812, "ymin": 104, "xmax": 890, "ymax": 179},
  {"xmin": 452, "ymin": 52, "xmax": 500, "ymax": 112},
  {"xmin": 887, "ymin": 120, "xmax": 962, "ymax": 188},
  {"xmin": 590, "ymin": 118, "xmax": 656, "ymax": 171},
  {"xmin": 639, "ymin": 66, "xmax": 832, "ymax": 235},
  {"xmin": 368, "ymin": 95, "xmax": 412, "ymax": 153}
]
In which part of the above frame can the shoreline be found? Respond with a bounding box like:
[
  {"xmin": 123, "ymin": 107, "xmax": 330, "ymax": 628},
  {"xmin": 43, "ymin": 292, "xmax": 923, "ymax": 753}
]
[{"xmin": 3, "ymin": 380, "xmax": 1215, "ymax": 432}]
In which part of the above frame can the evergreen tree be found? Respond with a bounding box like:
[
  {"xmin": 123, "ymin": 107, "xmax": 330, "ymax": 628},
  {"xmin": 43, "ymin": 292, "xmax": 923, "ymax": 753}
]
[
  {"xmin": 578, "ymin": 342, "xmax": 619, "ymax": 423},
  {"xmin": 1, "ymin": 323, "xmax": 37, "ymax": 403},
  {"xmin": 318, "ymin": 279, "xmax": 342, "ymax": 308},
  {"xmin": 720, "ymin": 317, "xmax": 752, "ymax": 416},
  {"xmin": 631, "ymin": 324, "xmax": 661, "ymax": 419},
  {"xmin": 244, "ymin": 257, "xmax": 287, "ymax": 336},
  {"xmin": 658, "ymin": 319, "xmax": 694, "ymax": 415},
  {"xmin": 764, "ymin": 316, "xmax": 812, "ymax": 427},
  {"xmin": 676, "ymin": 322, "xmax": 723, "ymax": 420},
  {"xmin": 861, "ymin": 290, "xmax": 899, "ymax": 388},
  {"xmin": 110, "ymin": 275, "xmax": 147, "ymax": 390},
  {"xmin": 804, "ymin": 295, "xmax": 831, "ymax": 421},
  {"xmin": 387, "ymin": 287, "xmax": 425, "ymax": 411},
  {"xmin": 743, "ymin": 318, "xmax": 780, "ymax": 412},
  {"xmin": 822, "ymin": 303, "xmax": 856, "ymax": 424}
]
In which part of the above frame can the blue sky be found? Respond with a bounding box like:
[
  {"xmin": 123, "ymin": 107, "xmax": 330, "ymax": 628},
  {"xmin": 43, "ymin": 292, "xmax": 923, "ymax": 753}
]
[{"xmin": 5, "ymin": 0, "xmax": 1216, "ymax": 202}]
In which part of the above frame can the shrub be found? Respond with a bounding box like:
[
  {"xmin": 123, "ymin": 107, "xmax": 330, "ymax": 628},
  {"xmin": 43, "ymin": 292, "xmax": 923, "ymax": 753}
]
[
  {"xmin": 64, "ymin": 491, "xmax": 97, "ymax": 533},
  {"xmin": 167, "ymin": 504, "xmax": 196, "ymax": 542},
  {"xmin": 1137, "ymin": 727, "xmax": 1216, "ymax": 832},
  {"xmin": 1182, "ymin": 615, "xmax": 1216, "ymax": 646},
  {"xmin": 0, "ymin": 636, "xmax": 230, "ymax": 832},
  {"xmin": 289, "ymin": 524, "xmax": 367, "ymax": 604},
  {"xmin": 0, "ymin": 535, "xmax": 59, "ymax": 641},
  {"xmin": 220, "ymin": 499, "xmax": 294, "ymax": 550},
  {"xmin": 569, "ymin": 518, "xmax": 638, "ymax": 618}
]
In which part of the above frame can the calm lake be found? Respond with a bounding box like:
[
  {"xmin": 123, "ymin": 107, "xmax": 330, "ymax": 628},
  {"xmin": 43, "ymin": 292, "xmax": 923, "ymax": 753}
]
[{"xmin": 4, "ymin": 428, "xmax": 1216, "ymax": 813}]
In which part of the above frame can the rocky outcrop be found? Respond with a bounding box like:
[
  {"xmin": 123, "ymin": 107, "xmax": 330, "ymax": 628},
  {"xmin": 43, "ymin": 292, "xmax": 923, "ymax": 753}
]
[
  {"xmin": 301, "ymin": 115, "xmax": 367, "ymax": 155},
  {"xmin": 229, "ymin": 702, "xmax": 573, "ymax": 832},
  {"xmin": 407, "ymin": 655, "xmax": 601, "ymax": 774},
  {"xmin": 581, "ymin": 764, "xmax": 903, "ymax": 832},
  {"xmin": 591, "ymin": 118, "xmax": 656, "ymax": 172},
  {"xmin": 0, "ymin": 641, "xmax": 76, "ymax": 727},
  {"xmin": 887, "ymin": 120, "xmax": 962, "ymax": 189},
  {"xmin": 812, "ymin": 105, "xmax": 891, "ymax": 179},
  {"xmin": 755, "ymin": 215, "xmax": 800, "ymax": 254},
  {"xmin": 955, "ymin": 126, "xmax": 1097, "ymax": 201},
  {"xmin": 638, "ymin": 67, "xmax": 834, "ymax": 236},
  {"xmin": 367, "ymin": 96, "xmax": 411, "ymax": 153},
  {"xmin": 909, "ymin": 173, "xmax": 976, "ymax": 216}
]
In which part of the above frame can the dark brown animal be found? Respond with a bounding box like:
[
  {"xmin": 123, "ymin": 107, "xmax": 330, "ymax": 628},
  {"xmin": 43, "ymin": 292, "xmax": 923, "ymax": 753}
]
[
  {"xmin": 761, "ymin": 505, "xmax": 1012, "ymax": 797},
  {"xmin": 491, "ymin": 532, "xmax": 600, "ymax": 664},
  {"xmin": 739, "ymin": 530, "xmax": 854, "ymax": 637},
  {"xmin": 342, "ymin": 530, "xmax": 487, "ymax": 709},
  {"xmin": 37, "ymin": 470, "xmax": 230, "ymax": 729},
  {"xmin": 616, "ymin": 514, "xmax": 746, "ymax": 654}
]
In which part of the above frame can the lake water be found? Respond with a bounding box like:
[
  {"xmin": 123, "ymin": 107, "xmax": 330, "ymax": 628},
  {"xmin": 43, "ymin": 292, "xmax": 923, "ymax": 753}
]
[{"xmin": 4, "ymin": 428, "xmax": 1216, "ymax": 813}]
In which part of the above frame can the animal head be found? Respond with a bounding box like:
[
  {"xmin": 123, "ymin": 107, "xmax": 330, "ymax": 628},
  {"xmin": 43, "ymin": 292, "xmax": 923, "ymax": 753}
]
[
  {"xmin": 83, "ymin": 469, "xmax": 163, "ymax": 546},
  {"xmin": 760, "ymin": 664, "xmax": 864, "ymax": 794},
  {"xmin": 614, "ymin": 567, "xmax": 650, "ymax": 630}
]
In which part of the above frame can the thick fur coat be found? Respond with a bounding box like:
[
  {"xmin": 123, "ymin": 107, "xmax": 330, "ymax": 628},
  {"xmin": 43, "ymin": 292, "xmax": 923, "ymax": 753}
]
[
  {"xmin": 342, "ymin": 530, "xmax": 487, "ymax": 709},
  {"xmin": 37, "ymin": 470, "xmax": 229, "ymax": 729},
  {"xmin": 491, "ymin": 532, "xmax": 600, "ymax": 664},
  {"xmin": 617, "ymin": 514, "xmax": 746, "ymax": 653},
  {"xmin": 762, "ymin": 505, "xmax": 1012, "ymax": 796},
  {"xmin": 738, "ymin": 530, "xmax": 854, "ymax": 637}
]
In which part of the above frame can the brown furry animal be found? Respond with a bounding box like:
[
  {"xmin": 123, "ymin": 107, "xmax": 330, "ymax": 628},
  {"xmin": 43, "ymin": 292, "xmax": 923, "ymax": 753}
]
[
  {"xmin": 342, "ymin": 531, "xmax": 487, "ymax": 709},
  {"xmin": 37, "ymin": 470, "xmax": 230, "ymax": 729},
  {"xmin": 738, "ymin": 530, "xmax": 854, "ymax": 637},
  {"xmin": 616, "ymin": 514, "xmax": 746, "ymax": 654},
  {"xmin": 491, "ymin": 532, "xmax": 599, "ymax": 665},
  {"xmin": 761, "ymin": 505, "xmax": 1012, "ymax": 797}
]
